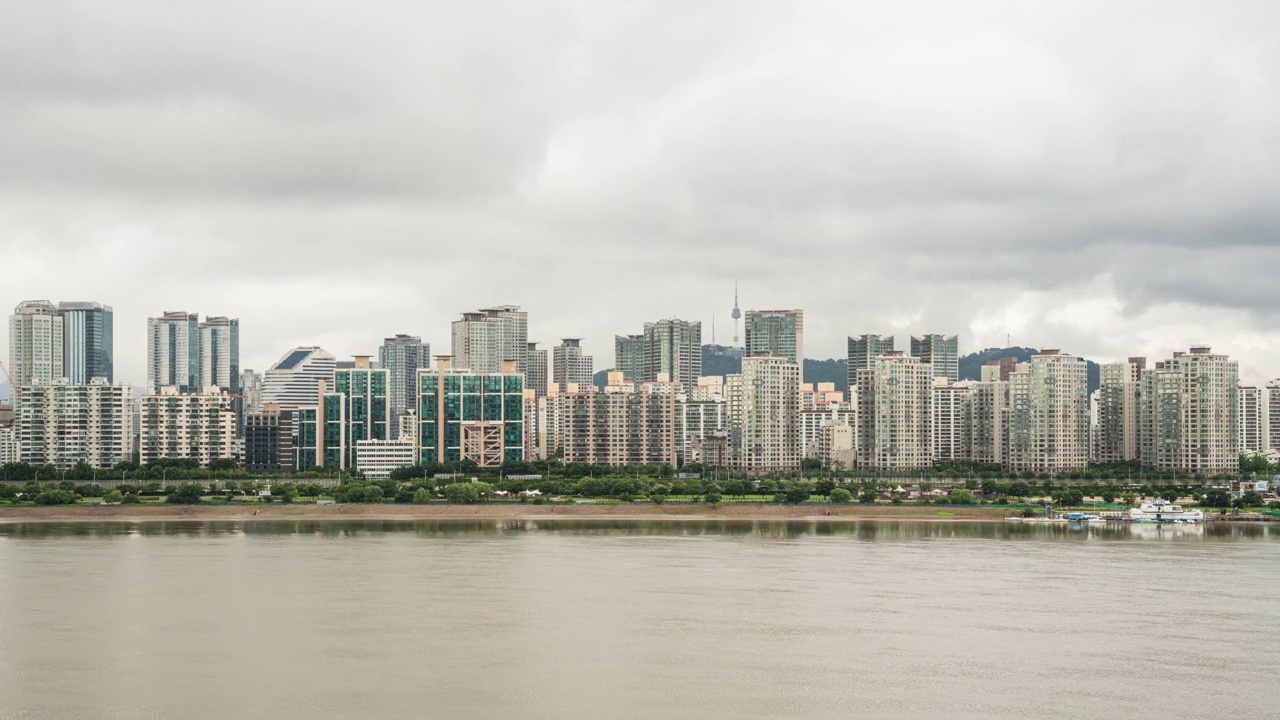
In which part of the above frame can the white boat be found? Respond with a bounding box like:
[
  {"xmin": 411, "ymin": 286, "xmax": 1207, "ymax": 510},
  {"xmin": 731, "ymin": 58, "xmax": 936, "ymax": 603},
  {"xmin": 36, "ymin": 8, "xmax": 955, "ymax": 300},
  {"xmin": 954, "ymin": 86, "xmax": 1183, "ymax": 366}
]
[{"xmin": 1129, "ymin": 498, "xmax": 1204, "ymax": 524}]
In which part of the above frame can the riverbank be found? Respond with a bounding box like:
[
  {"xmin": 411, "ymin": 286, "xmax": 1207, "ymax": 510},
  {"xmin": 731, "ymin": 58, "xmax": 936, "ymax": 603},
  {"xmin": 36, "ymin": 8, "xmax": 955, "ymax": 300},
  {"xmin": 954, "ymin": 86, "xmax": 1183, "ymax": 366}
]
[{"xmin": 0, "ymin": 503, "xmax": 1026, "ymax": 523}]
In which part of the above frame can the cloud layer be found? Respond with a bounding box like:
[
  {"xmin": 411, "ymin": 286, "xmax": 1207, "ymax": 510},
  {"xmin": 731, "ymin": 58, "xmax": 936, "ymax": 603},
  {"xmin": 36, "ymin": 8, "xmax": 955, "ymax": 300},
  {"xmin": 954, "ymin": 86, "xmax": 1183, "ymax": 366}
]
[{"xmin": 3, "ymin": 0, "xmax": 1280, "ymax": 385}]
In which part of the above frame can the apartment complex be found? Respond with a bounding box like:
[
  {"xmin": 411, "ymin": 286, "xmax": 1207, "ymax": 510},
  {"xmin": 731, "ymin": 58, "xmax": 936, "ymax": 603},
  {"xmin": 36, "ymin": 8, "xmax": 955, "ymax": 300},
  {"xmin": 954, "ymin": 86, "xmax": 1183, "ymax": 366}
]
[
  {"xmin": 856, "ymin": 352, "xmax": 932, "ymax": 470},
  {"xmin": 1006, "ymin": 351, "xmax": 1089, "ymax": 473},
  {"xmin": 932, "ymin": 379, "xmax": 971, "ymax": 463},
  {"xmin": 16, "ymin": 378, "xmax": 128, "ymax": 469},
  {"xmin": 260, "ymin": 346, "xmax": 336, "ymax": 410},
  {"xmin": 726, "ymin": 355, "xmax": 801, "ymax": 473},
  {"xmin": 294, "ymin": 357, "xmax": 390, "ymax": 471},
  {"xmin": 198, "ymin": 316, "xmax": 239, "ymax": 394},
  {"xmin": 616, "ymin": 319, "xmax": 702, "ymax": 387},
  {"xmin": 140, "ymin": 386, "xmax": 237, "ymax": 467},
  {"xmin": 744, "ymin": 310, "xmax": 804, "ymax": 372},
  {"xmin": 1238, "ymin": 385, "xmax": 1266, "ymax": 455},
  {"xmin": 9, "ymin": 301, "xmax": 64, "ymax": 388},
  {"xmin": 379, "ymin": 334, "xmax": 430, "ymax": 439},
  {"xmin": 559, "ymin": 372, "xmax": 677, "ymax": 466},
  {"xmin": 450, "ymin": 306, "xmax": 528, "ymax": 374},
  {"xmin": 526, "ymin": 342, "xmax": 548, "ymax": 398},
  {"xmin": 847, "ymin": 334, "xmax": 894, "ymax": 394},
  {"xmin": 1096, "ymin": 358, "xmax": 1144, "ymax": 463},
  {"xmin": 1140, "ymin": 347, "xmax": 1239, "ymax": 475},
  {"xmin": 911, "ymin": 334, "xmax": 959, "ymax": 384},
  {"xmin": 415, "ymin": 357, "xmax": 524, "ymax": 466},
  {"xmin": 553, "ymin": 339, "xmax": 595, "ymax": 391}
]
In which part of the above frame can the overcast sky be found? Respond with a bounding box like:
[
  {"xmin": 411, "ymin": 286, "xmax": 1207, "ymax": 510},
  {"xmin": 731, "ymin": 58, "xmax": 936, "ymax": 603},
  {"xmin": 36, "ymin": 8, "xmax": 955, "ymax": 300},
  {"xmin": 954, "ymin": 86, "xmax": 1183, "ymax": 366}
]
[{"xmin": 3, "ymin": 0, "xmax": 1280, "ymax": 392}]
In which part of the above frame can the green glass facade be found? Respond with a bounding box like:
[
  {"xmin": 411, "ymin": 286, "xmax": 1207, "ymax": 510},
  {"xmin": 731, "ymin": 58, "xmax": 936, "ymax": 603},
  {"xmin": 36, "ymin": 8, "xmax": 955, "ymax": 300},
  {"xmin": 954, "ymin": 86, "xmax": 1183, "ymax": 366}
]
[
  {"xmin": 417, "ymin": 369, "xmax": 523, "ymax": 466},
  {"xmin": 291, "ymin": 365, "xmax": 390, "ymax": 471}
]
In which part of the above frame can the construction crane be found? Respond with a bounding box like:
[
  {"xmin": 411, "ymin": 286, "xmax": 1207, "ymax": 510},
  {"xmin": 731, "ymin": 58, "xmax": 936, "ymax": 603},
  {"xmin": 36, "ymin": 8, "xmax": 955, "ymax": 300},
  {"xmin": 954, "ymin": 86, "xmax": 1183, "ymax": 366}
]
[{"xmin": 0, "ymin": 360, "xmax": 15, "ymax": 404}]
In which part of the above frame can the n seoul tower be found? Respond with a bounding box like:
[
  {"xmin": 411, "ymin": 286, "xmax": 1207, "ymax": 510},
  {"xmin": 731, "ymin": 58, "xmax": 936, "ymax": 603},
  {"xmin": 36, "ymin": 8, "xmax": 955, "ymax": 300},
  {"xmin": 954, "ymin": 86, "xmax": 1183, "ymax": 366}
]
[{"xmin": 731, "ymin": 280, "xmax": 741, "ymax": 345}]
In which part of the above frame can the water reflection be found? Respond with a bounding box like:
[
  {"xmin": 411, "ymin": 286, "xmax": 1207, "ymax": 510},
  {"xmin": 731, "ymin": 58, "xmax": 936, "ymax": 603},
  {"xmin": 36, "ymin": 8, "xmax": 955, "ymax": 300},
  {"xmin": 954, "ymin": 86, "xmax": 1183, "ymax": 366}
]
[{"xmin": 0, "ymin": 518, "xmax": 1273, "ymax": 541}]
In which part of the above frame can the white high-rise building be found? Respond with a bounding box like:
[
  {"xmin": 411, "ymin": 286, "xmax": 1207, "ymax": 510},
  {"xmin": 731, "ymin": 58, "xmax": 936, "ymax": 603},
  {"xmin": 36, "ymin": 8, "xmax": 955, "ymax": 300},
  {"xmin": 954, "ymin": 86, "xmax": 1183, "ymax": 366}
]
[
  {"xmin": 1267, "ymin": 380, "xmax": 1280, "ymax": 453},
  {"xmin": 17, "ymin": 378, "xmax": 128, "ymax": 469},
  {"xmin": 1007, "ymin": 350, "xmax": 1090, "ymax": 473},
  {"xmin": 553, "ymin": 339, "xmax": 594, "ymax": 391},
  {"xmin": 146, "ymin": 311, "xmax": 199, "ymax": 393},
  {"xmin": 260, "ymin": 347, "xmax": 337, "ymax": 411},
  {"xmin": 140, "ymin": 387, "xmax": 238, "ymax": 467},
  {"xmin": 526, "ymin": 342, "xmax": 548, "ymax": 398},
  {"xmin": 239, "ymin": 369, "xmax": 263, "ymax": 414},
  {"xmin": 932, "ymin": 379, "xmax": 971, "ymax": 464},
  {"xmin": 911, "ymin": 334, "xmax": 960, "ymax": 385},
  {"xmin": 1140, "ymin": 347, "xmax": 1239, "ymax": 475},
  {"xmin": 856, "ymin": 352, "xmax": 932, "ymax": 470},
  {"xmin": 380, "ymin": 334, "xmax": 430, "ymax": 439},
  {"xmin": 1239, "ymin": 385, "xmax": 1266, "ymax": 455},
  {"xmin": 726, "ymin": 355, "xmax": 801, "ymax": 473},
  {"xmin": 1096, "ymin": 358, "xmax": 1144, "ymax": 464},
  {"xmin": 744, "ymin": 310, "xmax": 804, "ymax": 377},
  {"xmin": 451, "ymin": 306, "xmax": 528, "ymax": 374},
  {"xmin": 9, "ymin": 301, "xmax": 64, "ymax": 388},
  {"xmin": 198, "ymin": 316, "xmax": 239, "ymax": 394}
]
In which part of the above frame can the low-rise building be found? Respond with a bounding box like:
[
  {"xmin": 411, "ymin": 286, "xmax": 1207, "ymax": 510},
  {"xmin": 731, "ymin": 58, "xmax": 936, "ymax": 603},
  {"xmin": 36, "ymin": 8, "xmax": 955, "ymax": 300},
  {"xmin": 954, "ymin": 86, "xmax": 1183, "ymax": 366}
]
[
  {"xmin": 243, "ymin": 404, "xmax": 293, "ymax": 473},
  {"xmin": 355, "ymin": 439, "xmax": 416, "ymax": 478}
]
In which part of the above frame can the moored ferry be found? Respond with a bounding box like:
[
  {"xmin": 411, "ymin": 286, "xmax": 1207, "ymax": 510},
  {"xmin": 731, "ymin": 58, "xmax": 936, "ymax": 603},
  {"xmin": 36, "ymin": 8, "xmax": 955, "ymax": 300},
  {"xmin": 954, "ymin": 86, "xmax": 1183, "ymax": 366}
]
[{"xmin": 1129, "ymin": 498, "xmax": 1204, "ymax": 524}]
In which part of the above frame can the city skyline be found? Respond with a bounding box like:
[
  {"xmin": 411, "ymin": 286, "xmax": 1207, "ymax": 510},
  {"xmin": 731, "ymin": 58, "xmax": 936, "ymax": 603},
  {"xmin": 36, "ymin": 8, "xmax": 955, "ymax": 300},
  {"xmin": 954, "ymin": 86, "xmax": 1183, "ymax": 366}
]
[
  {"xmin": 6, "ymin": 294, "xmax": 1280, "ymax": 398},
  {"xmin": 5, "ymin": 5, "xmax": 1280, "ymax": 395}
]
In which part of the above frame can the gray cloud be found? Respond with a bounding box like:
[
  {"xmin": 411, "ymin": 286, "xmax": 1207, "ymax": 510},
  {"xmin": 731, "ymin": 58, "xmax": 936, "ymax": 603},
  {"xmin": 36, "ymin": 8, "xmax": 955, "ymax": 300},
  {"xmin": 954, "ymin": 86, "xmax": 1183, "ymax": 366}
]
[{"xmin": 3, "ymin": 0, "xmax": 1280, "ymax": 387}]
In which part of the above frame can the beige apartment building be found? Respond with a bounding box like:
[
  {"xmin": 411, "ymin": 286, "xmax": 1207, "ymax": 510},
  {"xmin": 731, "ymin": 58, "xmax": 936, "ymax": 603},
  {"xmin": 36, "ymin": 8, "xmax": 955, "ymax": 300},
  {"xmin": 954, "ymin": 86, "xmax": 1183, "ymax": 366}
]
[
  {"xmin": 559, "ymin": 372, "xmax": 677, "ymax": 466},
  {"xmin": 931, "ymin": 379, "xmax": 972, "ymax": 464},
  {"xmin": 856, "ymin": 352, "xmax": 932, "ymax": 470},
  {"xmin": 1095, "ymin": 358, "xmax": 1144, "ymax": 464},
  {"xmin": 1006, "ymin": 350, "xmax": 1089, "ymax": 473},
  {"xmin": 1140, "ymin": 347, "xmax": 1239, "ymax": 475},
  {"xmin": 968, "ymin": 378, "xmax": 1008, "ymax": 467},
  {"xmin": 17, "ymin": 378, "xmax": 128, "ymax": 470},
  {"xmin": 1238, "ymin": 385, "xmax": 1266, "ymax": 455},
  {"xmin": 726, "ymin": 355, "xmax": 801, "ymax": 474},
  {"xmin": 140, "ymin": 386, "xmax": 238, "ymax": 467}
]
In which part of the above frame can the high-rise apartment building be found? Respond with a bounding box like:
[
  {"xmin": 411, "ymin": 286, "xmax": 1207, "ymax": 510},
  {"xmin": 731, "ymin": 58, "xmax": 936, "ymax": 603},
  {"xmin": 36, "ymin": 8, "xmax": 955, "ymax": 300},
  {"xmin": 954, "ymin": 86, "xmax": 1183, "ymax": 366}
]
[
  {"xmin": 932, "ymin": 379, "xmax": 971, "ymax": 464},
  {"xmin": 17, "ymin": 378, "xmax": 128, "ymax": 469},
  {"xmin": 57, "ymin": 301, "xmax": 113, "ymax": 384},
  {"xmin": 415, "ymin": 357, "xmax": 524, "ymax": 466},
  {"xmin": 856, "ymin": 352, "xmax": 932, "ymax": 470},
  {"xmin": 140, "ymin": 386, "xmax": 238, "ymax": 467},
  {"xmin": 614, "ymin": 334, "xmax": 646, "ymax": 384},
  {"xmin": 847, "ymin": 335, "xmax": 895, "ymax": 393},
  {"xmin": 910, "ymin": 334, "xmax": 959, "ymax": 384},
  {"xmin": 1096, "ymin": 358, "xmax": 1144, "ymax": 464},
  {"xmin": 243, "ymin": 404, "xmax": 293, "ymax": 473},
  {"xmin": 239, "ymin": 369, "xmax": 263, "ymax": 413},
  {"xmin": 553, "ymin": 339, "xmax": 594, "ymax": 392},
  {"xmin": 1139, "ymin": 347, "xmax": 1238, "ymax": 475},
  {"xmin": 644, "ymin": 321, "xmax": 698, "ymax": 387},
  {"xmin": 1006, "ymin": 350, "xmax": 1089, "ymax": 473},
  {"xmin": 198, "ymin": 316, "xmax": 239, "ymax": 394},
  {"xmin": 9, "ymin": 301, "xmax": 64, "ymax": 388},
  {"xmin": 1267, "ymin": 380, "xmax": 1280, "ymax": 453},
  {"xmin": 726, "ymin": 355, "xmax": 801, "ymax": 473},
  {"xmin": 744, "ymin": 310, "xmax": 804, "ymax": 373},
  {"xmin": 450, "ymin": 306, "xmax": 528, "ymax": 374},
  {"xmin": 676, "ymin": 381, "xmax": 728, "ymax": 466},
  {"xmin": 559, "ymin": 372, "xmax": 677, "ymax": 466},
  {"xmin": 295, "ymin": 357, "xmax": 390, "ymax": 471},
  {"xmin": 146, "ymin": 311, "xmax": 199, "ymax": 393},
  {"xmin": 379, "ymin": 334, "xmax": 430, "ymax": 439},
  {"xmin": 526, "ymin": 342, "xmax": 548, "ymax": 398},
  {"xmin": 969, "ymin": 379, "xmax": 1009, "ymax": 467},
  {"xmin": 800, "ymin": 402, "xmax": 855, "ymax": 463},
  {"xmin": 1238, "ymin": 385, "xmax": 1266, "ymax": 455},
  {"xmin": 260, "ymin": 346, "xmax": 336, "ymax": 410}
]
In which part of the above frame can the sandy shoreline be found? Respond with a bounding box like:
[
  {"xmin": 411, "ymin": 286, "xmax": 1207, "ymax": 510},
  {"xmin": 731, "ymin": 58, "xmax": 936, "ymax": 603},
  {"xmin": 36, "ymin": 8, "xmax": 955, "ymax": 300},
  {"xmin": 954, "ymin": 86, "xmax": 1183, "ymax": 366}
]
[{"xmin": 0, "ymin": 503, "xmax": 1023, "ymax": 523}]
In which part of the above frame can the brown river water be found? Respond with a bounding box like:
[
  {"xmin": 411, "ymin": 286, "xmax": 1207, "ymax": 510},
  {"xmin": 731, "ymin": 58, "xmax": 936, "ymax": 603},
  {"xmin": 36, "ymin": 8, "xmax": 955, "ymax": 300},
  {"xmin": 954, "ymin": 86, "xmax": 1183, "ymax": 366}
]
[{"xmin": 0, "ymin": 520, "xmax": 1276, "ymax": 719}]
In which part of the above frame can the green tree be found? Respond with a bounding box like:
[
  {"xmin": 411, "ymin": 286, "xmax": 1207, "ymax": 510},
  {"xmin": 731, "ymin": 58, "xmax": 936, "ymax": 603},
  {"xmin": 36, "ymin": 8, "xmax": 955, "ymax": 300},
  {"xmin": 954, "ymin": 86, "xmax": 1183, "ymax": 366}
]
[
  {"xmin": 650, "ymin": 493, "xmax": 666, "ymax": 505},
  {"xmin": 949, "ymin": 488, "xmax": 975, "ymax": 504},
  {"xmin": 103, "ymin": 490, "xmax": 124, "ymax": 504},
  {"xmin": 784, "ymin": 485, "xmax": 810, "ymax": 504},
  {"xmin": 703, "ymin": 491, "xmax": 722, "ymax": 505},
  {"xmin": 1120, "ymin": 492, "xmax": 1137, "ymax": 507},
  {"xmin": 1238, "ymin": 490, "xmax": 1263, "ymax": 508},
  {"xmin": 35, "ymin": 489, "xmax": 77, "ymax": 505},
  {"xmin": 444, "ymin": 482, "xmax": 481, "ymax": 503},
  {"xmin": 829, "ymin": 487, "xmax": 853, "ymax": 503},
  {"xmin": 814, "ymin": 479, "xmax": 836, "ymax": 497},
  {"xmin": 276, "ymin": 485, "xmax": 297, "ymax": 503},
  {"xmin": 772, "ymin": 492, "xmax": 787, "ymax": 504},
  {"xmin": 412, "ymin": 487, "xmax": 433, "ymax": 504},
  {"xmin": 166, "ymin": 483, "xmax": 204, "ymax": 504}
]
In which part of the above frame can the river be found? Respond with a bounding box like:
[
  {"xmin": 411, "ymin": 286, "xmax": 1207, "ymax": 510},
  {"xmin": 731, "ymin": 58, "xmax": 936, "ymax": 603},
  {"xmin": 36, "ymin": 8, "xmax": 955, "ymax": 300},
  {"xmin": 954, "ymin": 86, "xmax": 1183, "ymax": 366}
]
[{"xmin": 0, "ymin": 520, "xmax": 1276, "ymax": 719}]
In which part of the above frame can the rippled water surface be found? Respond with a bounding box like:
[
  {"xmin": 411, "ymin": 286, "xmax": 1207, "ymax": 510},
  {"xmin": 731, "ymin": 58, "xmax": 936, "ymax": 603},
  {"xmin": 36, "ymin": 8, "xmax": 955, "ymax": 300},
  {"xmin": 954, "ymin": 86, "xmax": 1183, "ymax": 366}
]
[{"xmin": 0, "ymin": 520, "xmax": 1277, "ymax": 719}]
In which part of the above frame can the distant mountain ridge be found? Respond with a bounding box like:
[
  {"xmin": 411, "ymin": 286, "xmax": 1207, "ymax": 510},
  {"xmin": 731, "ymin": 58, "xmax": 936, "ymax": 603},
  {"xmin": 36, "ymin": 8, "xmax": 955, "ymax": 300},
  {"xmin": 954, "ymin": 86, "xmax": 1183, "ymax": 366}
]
[{"xmin": 591, "ymin": 345, "xmax": 1100, "ymax": 396}]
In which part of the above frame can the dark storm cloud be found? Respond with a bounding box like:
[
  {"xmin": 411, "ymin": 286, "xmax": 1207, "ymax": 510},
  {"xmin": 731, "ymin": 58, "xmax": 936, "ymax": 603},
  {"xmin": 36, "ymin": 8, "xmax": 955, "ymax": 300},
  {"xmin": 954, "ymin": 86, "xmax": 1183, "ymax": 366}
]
[{"xmin": 2, "ymin": 0, "xmax": 1280, "ymax": 383}]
